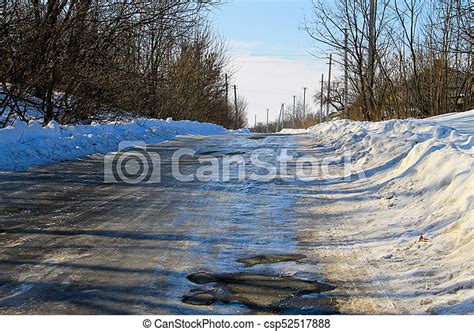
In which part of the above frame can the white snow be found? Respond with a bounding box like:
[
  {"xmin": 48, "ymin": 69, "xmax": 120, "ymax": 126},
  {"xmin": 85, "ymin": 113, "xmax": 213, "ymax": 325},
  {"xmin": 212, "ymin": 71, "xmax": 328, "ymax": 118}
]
[
  {"xmin": 295, "ymin": 110, "xmax": 473, "ymax": 314},
  {"xmin": 0, "ymin": 118, "xmax": 227, "ymax": 171},
  {"xmin": 280, "ymin": 128, "xmax": 308, "ymax": 134}
]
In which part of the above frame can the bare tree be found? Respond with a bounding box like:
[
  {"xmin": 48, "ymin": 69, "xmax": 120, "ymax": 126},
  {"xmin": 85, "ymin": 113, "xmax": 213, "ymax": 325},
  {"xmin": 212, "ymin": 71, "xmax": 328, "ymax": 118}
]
[
  {"xmin": 0, "ymin": 0, "xmax": 237, "ymax": 127},
  {"xmin": 305, "ymin": 0, "xmax": 472, "ymax": 121}
]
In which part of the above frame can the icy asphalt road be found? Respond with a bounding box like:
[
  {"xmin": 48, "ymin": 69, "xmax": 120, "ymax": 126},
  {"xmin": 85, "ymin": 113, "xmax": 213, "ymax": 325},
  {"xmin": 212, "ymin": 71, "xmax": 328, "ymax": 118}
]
[{"xmin": 0, "ymin": 134, "xmax": 339, "ymax": 314}]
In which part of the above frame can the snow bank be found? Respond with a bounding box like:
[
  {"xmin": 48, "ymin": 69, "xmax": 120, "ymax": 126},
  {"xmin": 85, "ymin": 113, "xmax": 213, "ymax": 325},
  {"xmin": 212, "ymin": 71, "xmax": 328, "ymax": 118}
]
[
  {"xmin": 280, "ymin": 128, "xmax": 308, "ymax": 134},
  {"xmin": 303, "ymin": 110, "xmax": 473, "ymax": 314},
  {"xmin": 0, "ymin": 118, "xmax": 227, "ymax": 171}
]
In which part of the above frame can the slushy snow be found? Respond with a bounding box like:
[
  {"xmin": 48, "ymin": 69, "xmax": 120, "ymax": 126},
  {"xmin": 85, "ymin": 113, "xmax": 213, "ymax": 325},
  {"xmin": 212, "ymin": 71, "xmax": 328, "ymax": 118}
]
[
  {"xmin": 0, "ymin": 118, "xmax": 227, "ymax": 171},
  {"xmin": 294, "ymin": 110, "xmax": 473, "ymax": 314}
]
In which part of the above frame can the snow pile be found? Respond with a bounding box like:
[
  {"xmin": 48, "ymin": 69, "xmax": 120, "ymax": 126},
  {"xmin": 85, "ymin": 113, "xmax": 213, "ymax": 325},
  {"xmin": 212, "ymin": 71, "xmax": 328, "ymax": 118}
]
[
  {"xmin": 303, "ymin": 110, "xmax": 473, "ymax": 314},
  {"xmin": 0, "ymin": 118, "xmax": 227, "ymax": 171},
  {"xmin": 280, "ymin": 128, "xmax": 308, "ymax": 134}
]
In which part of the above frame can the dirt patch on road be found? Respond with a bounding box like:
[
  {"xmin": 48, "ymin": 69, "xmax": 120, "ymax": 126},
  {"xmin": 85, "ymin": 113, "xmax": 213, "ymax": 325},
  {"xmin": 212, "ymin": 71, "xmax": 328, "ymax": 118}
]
[{"xmin": 183, "ymin": 272, "xmax": 336, "ymax": 313}]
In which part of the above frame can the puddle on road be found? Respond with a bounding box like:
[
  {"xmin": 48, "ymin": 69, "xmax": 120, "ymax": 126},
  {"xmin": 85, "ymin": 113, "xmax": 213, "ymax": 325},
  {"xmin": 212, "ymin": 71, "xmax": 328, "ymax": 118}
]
[
  {"xmin": 197, "ymin": 151, "xmax": 220, "ymax": 156},
  {"xmin": 224, "ymin": 151, "xmax": 246, "ymax": 156},
  {"xmin": 237, "ymin": 254, "xmax": 307, "ymax": 267},
  {"xmin": 182, "ymin": 254, "xmax": 337, "ymax": 314},
  {"xmin": 183, "ymin": 272, "xmax": 336, "ymax": 313}
]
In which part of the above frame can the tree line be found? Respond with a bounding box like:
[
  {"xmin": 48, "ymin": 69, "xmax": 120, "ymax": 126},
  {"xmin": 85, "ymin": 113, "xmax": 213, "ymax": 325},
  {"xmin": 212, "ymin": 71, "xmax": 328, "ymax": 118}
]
[
  {"xmin": 306, "ymin": 0, "xmax": 472, "ymax": 121},
  {"xmin": 0, "ymin": 0, "xmax": 247, "ymax": 128}
]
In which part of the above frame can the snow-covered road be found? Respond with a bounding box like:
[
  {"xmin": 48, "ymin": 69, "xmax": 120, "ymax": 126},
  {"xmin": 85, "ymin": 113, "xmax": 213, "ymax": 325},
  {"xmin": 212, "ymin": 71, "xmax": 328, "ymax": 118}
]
[
  {"xmin": 0, "ymin": 111, "xmax": 472, "ymax": 314},
  {"xmin": 0, "ymin": 134, "xmax": 338, "ymax": 314}
]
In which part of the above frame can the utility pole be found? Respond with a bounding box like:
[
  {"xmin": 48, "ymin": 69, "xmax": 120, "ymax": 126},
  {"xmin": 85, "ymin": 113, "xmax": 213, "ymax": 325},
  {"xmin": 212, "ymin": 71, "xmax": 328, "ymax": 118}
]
[
  {"xmin": 225, "ymin": 73, "xmax": 229, "ymax": 107},
  {"xmin": 344, "ymin": 28, "xmax": 349, "ymax": 119},
  {"xmin": 320, "ymin": 74, "xmax": 324, "ymax": 122},
  {"xmin": 367, "ymin": 0, "xmax": 377, "ymax": 118},
  {"xmin": 281, "ymin": 103, "xmax": 285, "ymax": 130},
  {"xmin": 233, "ymin": 85, "xmax": 238, "ymax": 129},
  {"xmin": 302, "ymin": 87, "xmax": 307, "ymax": 127},
  {"xmin": 276, "ymin": 106, "xmax": 282, "ymax": 133},
  {"xmin": 326, "ymin": 54, "xmax": 333, "ymax": 119},
  {"xmin": 254, "ymin": 114, "xmax": 257, "ymax": 129},
  {"xmin": 266, "ymin": 108, "xmax": 269, "ymax": 133},
  {"xmin": 293, "ymin": 95, "xmax": 296, "ymax": 129}
]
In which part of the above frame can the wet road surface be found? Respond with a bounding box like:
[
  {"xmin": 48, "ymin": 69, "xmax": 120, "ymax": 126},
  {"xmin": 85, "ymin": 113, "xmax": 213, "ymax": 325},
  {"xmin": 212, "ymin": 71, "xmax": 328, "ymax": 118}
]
[{"xmin": 0, "ymin": 134, "xmax": 338, "ymax": 314}]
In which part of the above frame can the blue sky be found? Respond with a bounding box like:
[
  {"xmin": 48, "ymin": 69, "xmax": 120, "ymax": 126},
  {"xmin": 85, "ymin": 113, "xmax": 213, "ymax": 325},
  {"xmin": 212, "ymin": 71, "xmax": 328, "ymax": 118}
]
[
  {"xmin": 212, "ymin": 0, "xmax": 312, "ymax": 57},
  {"xmin": 209, "ymin": 0, "xmax": 327, "ymax": 124}
]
